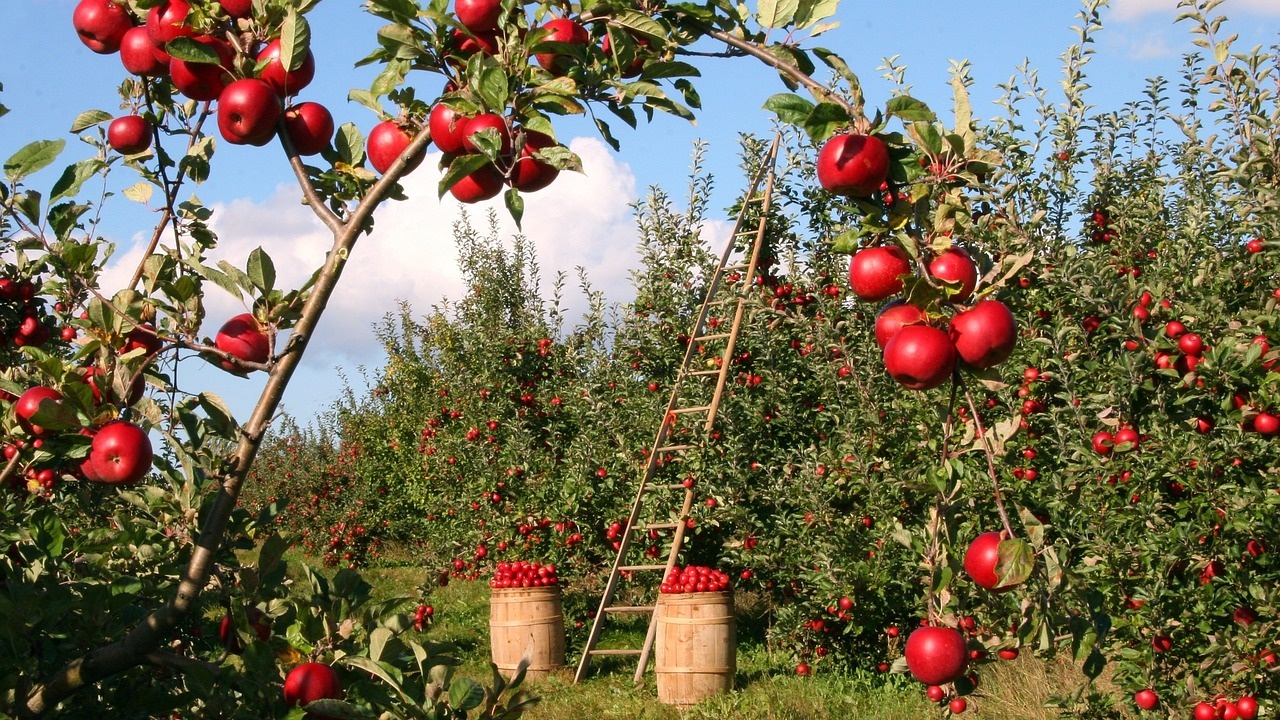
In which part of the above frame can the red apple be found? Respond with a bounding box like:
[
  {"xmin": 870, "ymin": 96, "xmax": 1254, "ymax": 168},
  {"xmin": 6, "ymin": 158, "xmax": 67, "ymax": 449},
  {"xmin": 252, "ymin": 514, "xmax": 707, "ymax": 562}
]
[
  {"xmin": 1254, "ymin": 412, "xmax": 1279, "ymax": 436},
  {"xmin": 147, "ymin": 0, "xmax": 194, "ymax": 46},
  {"xmin": 108, "ymin": 115, "xmax": 153, "ymax": 155},
  {"xmin": 123, "ymin": 323, "xmax": 164, "ymax": 356},
  {"xmin": 1134, "ymin": 689, "xmax": 1158, "ymax": 711},
  {"xmin": 256, "ymin": 39, "xmax": 316, "ymax": 97},
  {"xmin": 15, "ymin": 387, "xmax": 64, "ymax": 437},
  {"xmin": 509, "ymin": 131, "xmax": 560, "ymax": 192},
  {"xmin": 217, "ymin": 78, "xmax": 281, "ymax": 146},
  {"xmin": 1113, "ymin": 426, "xmax": 1141, "ymax": 450},
  {"xmin": 963, "ymin": 531, "xmax": 1020, "ymax": 591},
  {"xmin": 1164, "ymin": 320, "xmax": 1187, "ymax": 339},
  {"xmin": 450, "ymin": 164, "xmax": 504, "ymax": 204},
  {"xmin": 73, "ymin": 0, "xmax": 134, "ymax": 54},
  {"xmin": 283, "ymin": 662, "xmax": 343, "ymax": 710},
  {"xmin": 86, "ymin": 420, "xmax": 153, "ymax": 485},
  {"xmin": 1236, "ymin": 696, "xmax": 1258, "ymax": 720},
  {"xmin": 119, "ymin": 26, "xmax": 171, "ymax": 77},
  {"xmin": 1178, "ymin": 332, "xmax": 1204, "ymax": 356},
  {"xmin": 848, "ymin": 245, "xmax": 911, "ymax": 302},
  {"xmin": 460, "ymin": 112, "xmax": 511, "ymax": 155},
  {"xmin": 449, "ymin": 27, "xmax": 500, "ymax": 58},
  {"xmin": 874, "ymin": 301, "xmax": 926, "ymax": 349},
  {"xmin": 534, "ymin": 18, "xmax": 589, "ymax": 74},
  {"xmin": 949, "ymin": 299, "xmax": 1017, "ymax": 370},
  {"xmin": 883, "ymin": 324, "xmax": 957, "ymax": 390},
  {"xmin": 904, "ymin": 626, "xmax": 967, "ymax": 686},
  {"xmin": 929, "ymin": 246, "xmax": 978, "ymax": 301},
  {"xmin": 429, "ymin": 103, "xmax": 469, "ymax": 155},
  {"xmin": 169, "ymin": 35, "xmax": 233, "ymax": 101},
  {"xmin": 215, "ymin": 313, "xmax": 269, "ymax": 372},
  {"xmin": 1091, "ymin": 430, "xmax": 1113, "ymax": 454},
  {"xmin": 455, "ymin": 0, "xmax": 503, "ymax": 32},
  {"xmin": 1246, "ymin": 238, "xmax": 1265, "ymax": 254},
  {"xmin": 367, "ymin": 120, "xmax": 426, "ymax": 175},
  {"xmin": 283, "ymin": 102, "xmax": 334, "ymax": 156},
  {"xmin": 219, "ymin": 0, "xmax": 254, "ymax": 19},
  {"xmin": 816, "ymin": 133, "xmax": 890, "ymax": 197}
]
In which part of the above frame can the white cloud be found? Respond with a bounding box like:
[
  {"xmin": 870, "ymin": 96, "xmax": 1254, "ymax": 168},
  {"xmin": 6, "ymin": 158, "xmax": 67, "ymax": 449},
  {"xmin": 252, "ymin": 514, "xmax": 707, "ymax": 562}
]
[
  {"xmin": 100, "ymin": 137, "xmax": 643, "ymax": 369},
  {"xmin": 1110, "ymin": 0, "xmax": 1280, "ymax": 21}
]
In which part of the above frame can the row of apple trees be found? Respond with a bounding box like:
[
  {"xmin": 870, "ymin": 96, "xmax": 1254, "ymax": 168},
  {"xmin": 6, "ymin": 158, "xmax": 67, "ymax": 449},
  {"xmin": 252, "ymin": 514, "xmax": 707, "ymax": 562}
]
[
  {"xmin": 249, "ymin": 2, "xmax": 1278, "ymax": 716},
  {"xmin": 0, "ymin": 0, "xmax": 894, "ymax": 716}
]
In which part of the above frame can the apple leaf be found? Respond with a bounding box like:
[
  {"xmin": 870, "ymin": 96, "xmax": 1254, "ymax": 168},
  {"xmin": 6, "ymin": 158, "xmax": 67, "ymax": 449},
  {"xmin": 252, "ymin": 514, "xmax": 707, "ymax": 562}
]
[
  {"xmin": 246, "ymin": 247, "xmax": 276, "ymax": 295},
  {"xmin": 610, "ymin": 10, "xmax": 667, "ymax": 41},
  {"xmin": 450, "ymin": 677, "xmax": 485, "ymax": 712},
  {"xmin": 281, "ymin": 10, "xmax": 312, "ymax": 72},
  {"xmin": 763, "ymin": 93, "xmax": 814, "ymax": 127},
  {"xmin": 165, "ymin": 37, "xmax": 220, "ymax": 65},
  {"xmin": 47, "ymin": 201, "xmax": 92, "ymax": 242},
  {"xmin": 437, "ymin": 154, "xmax": 491, "ymax": 198},
  {"xmin": 995, "ymin": 537, "xmax": 1034, "ymax": 588},
  {"xmin": 813, "ymin": 49, "xmax": 862, "ymax": 105},
  {"xmin": 794, "ymin": 0, "xmax": 838, "ymax": 30},
  {"xmin": 124, "ymin": 182, "xmax": 154, "ymax": 204},
  {"xmin": 886, "ymin": 96, "xmax": 937, "ymax": 123},
  {"xmin": 594, "ymin": 117, "xmax": 620, "ymax": 151},
  {"xmin": 803, "ymin": 102, "xmax": 852, "ymax": 143},
  {"xmin": 828, "ymin": 229, "xmax": 859, "ymax": 254},
  {"xmin": 640, "ymin": 61, "xmax": 700, "ymax": 79},
  {"xmin": 346, "ymin": 90, "xmax": 383, "ymax": 118},
  {"xmin": 335, "ymin": 123, "xmax": 366, "ymax": 167},
  {"xmin": 70, "ymin": 110, "xmax": 113, "ymax": 134},
  {"xmin": 28, "ymin": 397, "xmax": 84, "ymax": 435},
  {"xmin": 5, "ymin": 139, "xmax": 65, "ymax": 183},
  {"xmin": 50, "ymin": 159, "xmax": 104, "ymax": 204},
  {"xmin": 476, "ymin": 65, "xmax": 509, "ymax": 114},
  {"xmin": 198, "ymin": 392, "xmax": 239, "ymax": 437},
  {"xmin": 504, "ymin": 188, "xmax": 524, "ymax": 230},
  {"xmin": 674, "ymin": 78, "xmax": 702, "ymax": 110},
  {"xmin": 757, "ymin": 0, "xmax": 798, "ymax": 29}
]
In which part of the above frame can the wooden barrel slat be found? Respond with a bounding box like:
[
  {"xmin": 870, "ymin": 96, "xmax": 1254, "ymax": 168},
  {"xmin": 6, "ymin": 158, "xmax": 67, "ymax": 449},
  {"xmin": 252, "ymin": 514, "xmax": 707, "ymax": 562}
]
[
  {"xmin": 655, "ymin": 591, "xmax": 736, "ymax": 707},
  {"xmin": 489, "ymin": 586, "xmax": 566, "ymax": 681}
]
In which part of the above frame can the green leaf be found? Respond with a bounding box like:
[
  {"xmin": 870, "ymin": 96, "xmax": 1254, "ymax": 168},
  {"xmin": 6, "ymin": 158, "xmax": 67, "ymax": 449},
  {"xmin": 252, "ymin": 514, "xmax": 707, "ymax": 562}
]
[
  {"xmin": 450, "ymin": 677, "xmax": 485, "ymax": 711},
  {"xmin": 609, "ymin": 10, "xmax": 666, "ymax": 41},
  {"xmin": 124, "ymin": 182, "xmax": 154, "ymax": 204},
  {"xmin": 885, "ymin": 96, "xmax": 937, "ymax": 123},
  {"xmin": 258, "ymin": 533, "xmax": 289, "ymax": 579},
  {"xmin": 476, "ymin": 65, "xmax": 510, "ymax": 113},
  {"xmin": 70, "ymin": 110, "xmax": 114, "ymax": 134},
  {"xmin": 165, "ymin": 36, "xmax": 220, "ymax": 64},
  {"xmin": 795, "ymin": 0, "xmax": 839, "ymax": 30},
  {"xmin": 335, "ymin": 123, "xmax": 365, "ymax": 167},
  {"xmin": 198, "ymin": 392, "xmax": 239, "ymax": 438},
  {"xmin": 640, "ymin": 61, "xmax": 701, "ymax": 79},
  {"xmin": 757, "ymin": 0, "xmax": 798, "ymax": 29},
  {"xmin": 813, "ymin": 49, "xmax": 862, "ymax": 103},
  {"xmin": 14, "ymin": 191, "xmax": 42, "ymax": 224},
  {"xmin": 280, "ymin": 10, "xmax": 312, "ymax": 72},
  {"xmin": 50, "ymin": 159, "xmax": 104, "ymax": 203},
  {"xmin": 369, "ymin": 626, "xmax": 393, "ymax": 662},
  {"xmin": 347, "ymin": 90, "xmax": 384, "ymax": 117},
  {"xmin": 504, "ymin": 188, "xmax": 524, "ymax": 229},
  {"xmin": 5, "ymin": 139, "xmax": 66, "ymax": 183},
  {"xmin": 246, "ymin": 247, "xmax": 276, "ymax": 294},
  {"xmin": 47, "ymin": 201, "xmax": 92, "ymax": 241},
  {"xmin": 438, "ymin": 154, "xmax": 491, "ymax": 198},
  {"xmin": 762, "ymin": 93, "xmax": 815, "ymax": 126}
]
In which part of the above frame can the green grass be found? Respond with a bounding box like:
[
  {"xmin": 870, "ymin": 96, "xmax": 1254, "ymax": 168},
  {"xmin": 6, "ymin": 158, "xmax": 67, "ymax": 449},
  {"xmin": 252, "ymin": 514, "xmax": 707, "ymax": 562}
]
[{"xmin": 280, "ymin": 551, "xmax": 1105, "ymax": 720}]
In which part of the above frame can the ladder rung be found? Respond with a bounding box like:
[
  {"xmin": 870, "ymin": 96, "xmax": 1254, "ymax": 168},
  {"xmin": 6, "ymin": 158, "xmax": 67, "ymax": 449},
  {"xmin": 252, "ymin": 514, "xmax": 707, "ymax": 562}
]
[
  {"xmin": 695, "ymin": 332, "xmax": 732, "ymax": 342},
  {"xmin": 589, "ymin": 649, "xmax": 643, "ymax": 657},
  {"xmin": 604, "ymin": 605, "xmax": 655, "ymax": 614},
  {"xmin": 654, "ymin": 444, "xmax": 694, "ymax": 453},
  {"xmin": 671, "ymin": 406, "xmax": 711, "ymax": 414},
  {"xmin": 644, "ymin": 483, "xmax": 688, "ymax": 492},
  {"xmin": 619, "ymin": 564, "xmax": 667, "ymax": 571},
  {"xmin": 687, "ymin": 369, "xmax": 721, "ymax": 377},
  {"xmin": 644, "ymin": 522, "xmax": 679, "ymax": 530}
]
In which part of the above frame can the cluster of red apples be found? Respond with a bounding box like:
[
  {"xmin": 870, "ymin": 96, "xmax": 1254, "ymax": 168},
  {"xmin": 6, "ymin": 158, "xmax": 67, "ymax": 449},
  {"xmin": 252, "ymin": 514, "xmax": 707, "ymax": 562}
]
[
  {"xmin": 855, "ymin": 243, "xmax": 1017, "ymax": 390},
  {"xmin": 74, "ymin": 0, "xmax": 336, "ymax": 156},
  {"xmin": 813, "ymin": 130, "xmax": 1016, "ymax": 390},
  {"xmin": 489, "ymin": 560, "xmax": 560, "ymax": 589},
  {"xmin": 1133, "ymin": 688, "xmax": 1259, "ymax": 719},
  {"xmin": 73, "ymin": 0, "xmax": 571, "ymax": 203},
  {"xmin": 659, "ymin": 565, "xmax": 731, "ymax": 594}
]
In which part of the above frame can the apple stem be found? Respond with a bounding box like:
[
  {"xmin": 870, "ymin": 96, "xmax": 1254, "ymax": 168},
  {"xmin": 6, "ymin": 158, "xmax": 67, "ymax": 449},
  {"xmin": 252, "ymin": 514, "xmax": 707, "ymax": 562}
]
[{"xmin": 962, "ymin": 382, "xmax": 1016, "ymax": 539}]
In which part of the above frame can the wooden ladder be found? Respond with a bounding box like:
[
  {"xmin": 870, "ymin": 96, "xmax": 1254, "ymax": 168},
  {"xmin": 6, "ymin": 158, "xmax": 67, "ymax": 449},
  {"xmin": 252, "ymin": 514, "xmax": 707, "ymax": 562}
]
[{"xmin": 573, "ymin": 135, "xmax": 781, "ymax": 684}]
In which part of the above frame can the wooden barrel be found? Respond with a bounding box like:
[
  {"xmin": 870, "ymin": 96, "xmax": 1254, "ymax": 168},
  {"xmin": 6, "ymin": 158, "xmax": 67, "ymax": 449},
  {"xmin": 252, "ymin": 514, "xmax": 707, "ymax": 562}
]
[
  {"xmin": 489, "ymin": 586, "xmax": 566, "ymax": 680},
  {"xmin": 655, "ymin": 591, "xmax": 736, "ymax": 706}
]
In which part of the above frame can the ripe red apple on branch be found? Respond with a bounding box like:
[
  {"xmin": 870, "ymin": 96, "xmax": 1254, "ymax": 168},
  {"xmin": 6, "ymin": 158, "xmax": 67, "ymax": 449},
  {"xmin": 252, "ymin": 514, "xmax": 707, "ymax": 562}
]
[
  {"xmin": 816, "ymin": 132, "xmax": 890, "ymax": 197},
  {"xmin": 83, "ymin": 421, "xmax": 154, "ymax": 485},
  {"xmin": 367, "ymin": 120, "xmax": 427, "ymax": 175},
  {"xmin": 848, "ymin": 245, "xmax": 911, "ymax": 302},
  {"xmin": 882, "ymin": 324, "xmax": 957, "ymax": 390},
  {"xmin": 107, "ymin": 116, "xmax": 153, "ymax": 155},
  {"xmin": 214, "ymin": 313, "xmax": 270, "ymax": 373},
  {"xmin": 904, "ymin": 626, "xmax": 968, "ymax": 686},
  {"xmin": 72, "ymin": 0, "xmax": 133, "ymax": 54}
]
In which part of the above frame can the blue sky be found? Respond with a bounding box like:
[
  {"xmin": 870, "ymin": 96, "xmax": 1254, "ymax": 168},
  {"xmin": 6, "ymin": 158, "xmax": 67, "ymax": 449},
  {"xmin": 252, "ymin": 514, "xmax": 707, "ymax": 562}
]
[{"xmin": 3, "ymin": 0, "xmax": 1278, "ymax": 424}]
